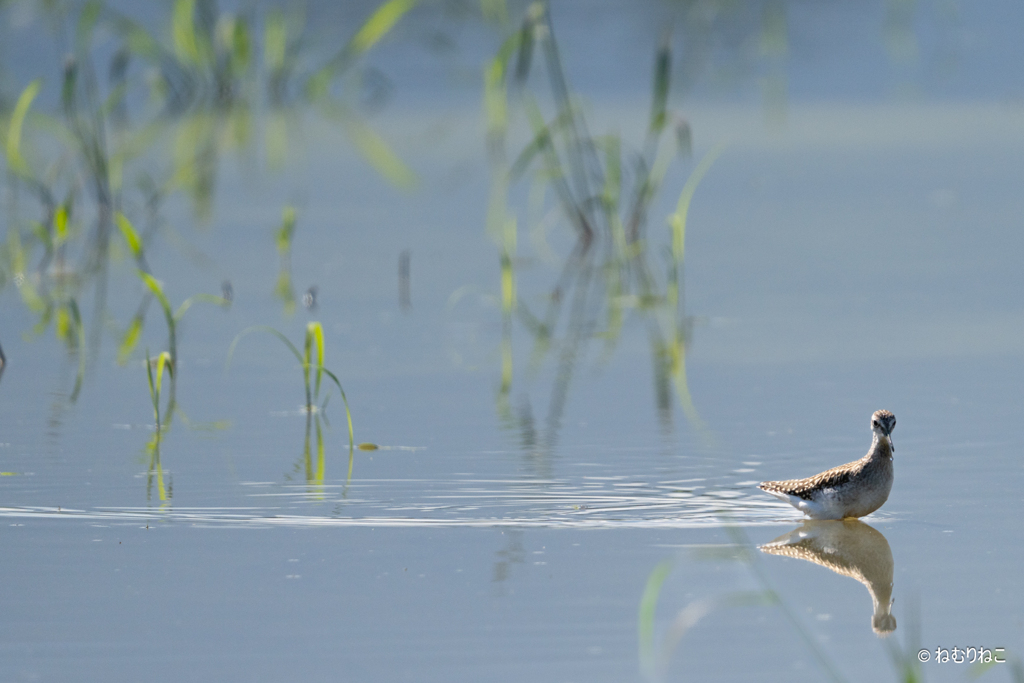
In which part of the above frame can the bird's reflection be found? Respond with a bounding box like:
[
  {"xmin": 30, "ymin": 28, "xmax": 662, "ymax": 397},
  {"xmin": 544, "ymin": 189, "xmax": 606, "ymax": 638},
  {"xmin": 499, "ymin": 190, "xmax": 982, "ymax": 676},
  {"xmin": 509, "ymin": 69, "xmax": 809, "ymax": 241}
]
[{"xmin": 759, "ymin": 519, "xmax": 896, "ymax": 637}]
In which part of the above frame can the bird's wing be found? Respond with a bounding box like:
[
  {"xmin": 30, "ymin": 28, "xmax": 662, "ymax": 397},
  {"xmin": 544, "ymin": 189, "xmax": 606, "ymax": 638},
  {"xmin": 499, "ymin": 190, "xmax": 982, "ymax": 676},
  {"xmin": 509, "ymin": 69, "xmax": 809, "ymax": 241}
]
[{"xmin": 759, "ymin": 460, "xmax": 861, "ymax": 500}]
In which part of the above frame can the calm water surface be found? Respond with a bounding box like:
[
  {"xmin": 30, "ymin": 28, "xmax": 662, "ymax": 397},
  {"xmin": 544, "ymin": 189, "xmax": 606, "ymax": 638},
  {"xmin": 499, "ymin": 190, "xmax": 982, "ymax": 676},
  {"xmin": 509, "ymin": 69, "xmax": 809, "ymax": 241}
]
[{"xmin": 2, "ymin": 1, "xmax": 1023, "ymax": 681}]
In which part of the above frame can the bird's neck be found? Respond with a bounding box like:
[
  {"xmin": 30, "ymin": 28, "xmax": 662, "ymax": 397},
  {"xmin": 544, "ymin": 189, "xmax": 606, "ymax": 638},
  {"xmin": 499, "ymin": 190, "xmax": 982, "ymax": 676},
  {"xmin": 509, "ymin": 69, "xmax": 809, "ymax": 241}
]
[{"xmin": 869, "ymin": 433, "xmax": 893, "ymax": 460}]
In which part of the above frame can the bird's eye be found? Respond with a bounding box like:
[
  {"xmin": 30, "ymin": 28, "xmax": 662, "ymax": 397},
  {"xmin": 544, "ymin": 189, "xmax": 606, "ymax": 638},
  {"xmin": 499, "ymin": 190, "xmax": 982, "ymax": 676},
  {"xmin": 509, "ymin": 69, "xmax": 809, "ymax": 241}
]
[{"xmin": 872, "ymin": 421, "xmax": 879, "ymax": 427}]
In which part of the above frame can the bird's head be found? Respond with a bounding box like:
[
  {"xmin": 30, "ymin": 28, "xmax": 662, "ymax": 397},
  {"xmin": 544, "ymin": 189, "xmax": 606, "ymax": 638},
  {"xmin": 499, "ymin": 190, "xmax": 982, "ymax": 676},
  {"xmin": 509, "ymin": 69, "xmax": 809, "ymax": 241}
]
[{"xmin": 871, "ymin": 409, "xmax": 896, "ymax": 451}]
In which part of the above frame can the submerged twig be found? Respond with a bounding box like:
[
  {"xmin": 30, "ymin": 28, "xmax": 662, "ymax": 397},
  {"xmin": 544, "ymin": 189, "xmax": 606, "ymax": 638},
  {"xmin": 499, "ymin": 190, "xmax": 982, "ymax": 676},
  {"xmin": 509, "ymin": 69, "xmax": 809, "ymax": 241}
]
[{"xmin": 399, "ymin": 249, "xmax": 411, "ymax": 310}]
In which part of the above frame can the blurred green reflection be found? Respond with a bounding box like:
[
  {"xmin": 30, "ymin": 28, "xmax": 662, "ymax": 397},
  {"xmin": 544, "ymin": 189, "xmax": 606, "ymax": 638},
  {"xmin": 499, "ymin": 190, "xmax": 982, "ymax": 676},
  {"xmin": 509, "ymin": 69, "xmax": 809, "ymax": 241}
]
[{"xmin": 483, "ymin": 2, "xmax": 721, "ymax": 451}]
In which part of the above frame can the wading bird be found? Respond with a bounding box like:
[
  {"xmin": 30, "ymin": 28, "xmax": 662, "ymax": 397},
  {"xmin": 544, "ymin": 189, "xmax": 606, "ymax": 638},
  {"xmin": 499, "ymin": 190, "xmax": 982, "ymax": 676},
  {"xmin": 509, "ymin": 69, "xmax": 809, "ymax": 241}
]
[{"xmin": 759, "ymin": 410, "xmax": 896, "ymax": 519}]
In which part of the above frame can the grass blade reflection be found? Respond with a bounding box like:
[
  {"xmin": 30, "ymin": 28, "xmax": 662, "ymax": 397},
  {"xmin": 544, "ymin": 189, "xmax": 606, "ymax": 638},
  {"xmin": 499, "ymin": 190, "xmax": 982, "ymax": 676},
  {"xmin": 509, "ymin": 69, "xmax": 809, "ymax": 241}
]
[{"xmin": 485, "ymin": 3, "xmax": 723, "ymax": 447}]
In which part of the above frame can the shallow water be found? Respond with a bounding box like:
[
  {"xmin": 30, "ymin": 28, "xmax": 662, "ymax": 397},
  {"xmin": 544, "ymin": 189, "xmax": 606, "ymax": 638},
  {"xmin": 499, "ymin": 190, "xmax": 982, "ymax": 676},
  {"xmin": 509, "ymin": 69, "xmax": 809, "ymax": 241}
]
[{"xmin": 3, "ymin": 1, "xmax": 1024, "ymax": 681}]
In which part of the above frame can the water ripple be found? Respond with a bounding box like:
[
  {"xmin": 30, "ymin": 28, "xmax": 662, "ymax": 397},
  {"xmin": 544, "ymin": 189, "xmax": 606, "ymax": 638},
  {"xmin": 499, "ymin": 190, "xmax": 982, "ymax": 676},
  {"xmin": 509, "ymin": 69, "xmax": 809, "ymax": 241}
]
[{"xmin": 0, "ymin": 477, "xmax": 818, "ymax": 528}]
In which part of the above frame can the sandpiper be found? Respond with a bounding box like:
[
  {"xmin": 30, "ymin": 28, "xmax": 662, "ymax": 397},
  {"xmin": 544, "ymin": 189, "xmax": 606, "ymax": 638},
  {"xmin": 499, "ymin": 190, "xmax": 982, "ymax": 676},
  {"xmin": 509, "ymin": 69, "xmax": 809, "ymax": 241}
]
[{"xmin": 758, "ymin": 410, "xmax": 896, "ymax": 520}]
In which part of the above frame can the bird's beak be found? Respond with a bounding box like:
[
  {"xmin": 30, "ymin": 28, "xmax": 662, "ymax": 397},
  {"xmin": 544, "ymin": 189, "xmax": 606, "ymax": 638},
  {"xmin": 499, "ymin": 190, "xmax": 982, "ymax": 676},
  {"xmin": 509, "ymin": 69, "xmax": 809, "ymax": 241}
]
[{"xmin": 887, "ymin": 434, "xmax": 895, "ymax": 451}]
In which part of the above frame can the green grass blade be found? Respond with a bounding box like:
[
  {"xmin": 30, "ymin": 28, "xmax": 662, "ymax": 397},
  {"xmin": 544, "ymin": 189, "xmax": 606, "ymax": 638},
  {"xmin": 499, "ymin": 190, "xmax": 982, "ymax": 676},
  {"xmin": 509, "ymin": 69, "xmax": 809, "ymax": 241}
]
[
  {"xmin": 146, "ymin": 349, "xmax": 157, "ymax": 416},
  {"xmin": 137, "ymin": 271, "xmax": 173, "ymax": 327},
  {"xmin": 75, "ymin": 0, "xmax": 102, "ymax": 50},
  {"xmin": 155, "ymin": 351, "xmax": 172, "ymax": 400},
  {"xmin": 264, "ymin": 10, "xmax": 287, "ymax": 72},
  {"xmin": 174, "ymin": 293, "xmax": 229, "ymax": 321},
  {"xmin": 302, "ymin": 325, "xmax": 313, "ymax": 406},
  {"xmin": 314, "ymin": 416, "xmax": 325, "ymax": 485},
  {"xmin": 226, "ymin": 17, "xmax": 252, "ymax": 75},
  {"xmin": 137, "ymin": 270, "xmax": 177, "ymax": 364},
  {"xmin": 500, "ymin": 220, "xmax": 517, "ymax": 313},
  {"xmin": 341, "ymin": 117, "xmax": 417, "ymax": 189},
  {"xmin": 18, "ymin": 281, "xmax": 47, "ymax": 314},
  {"xmin": 667, "ymin": 143, "xmax": 726, "ymax": 264},
  {"xmin": 321, "ymin": 367, "xmax": 354, "ymax": 451},
  {"xmin": 305, "ymin": 0, "xmax": 416, "ymax": 98},
  {"xmin": 54, "ymin": 204, "xmax": 70, "ymax": 247},
  {"xmin": 6, "ymin": 80, "xmax": 42, "ymax": 178},
  {"xmin": 109, "ymin": 15, "xmax": 162, "ymax": 60},
  {"xmin": 226, "ymin": 325, "xmax": 304, "ymax": 371},
  {"xmin": 638, "ymin": 559, "xmax": 673, "ymax": 675},
  {"xmin": 274, "ymin": 271, "xmax": 296, "ymax": 313},
  {"xmin": 172, "ymin": 0, "xmax": 206, "ymax": 66},
  {"xmin": 484, "ymin": 32, "xmax": 520, "ymax": 139},
  {"xmin": 276, "ymin": 205, "xmax": 296, "ymax": 254},
  {"xmin": 118, "ymin": 314, "xmax": 144, "ymax": 365},
  {"xmin": 350, "ymin": 0, "xmax": 417, "ymax": 55},
  {"xmin": 513, "ymin": 9, "xmax": 537, "ymax": 82},
  {"xmin": 116, "ymin": 211, "xmax": 143, "ymax": 259},
  {"xmin": 307, "ymin": 322, "xmax": 325, "ymax": 401}
]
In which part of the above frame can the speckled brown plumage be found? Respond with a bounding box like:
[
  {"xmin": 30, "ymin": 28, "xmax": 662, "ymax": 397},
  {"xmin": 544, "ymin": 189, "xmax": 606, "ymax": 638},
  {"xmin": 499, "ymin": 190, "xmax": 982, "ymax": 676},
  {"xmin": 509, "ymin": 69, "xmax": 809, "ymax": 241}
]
[
  {"xmin": 759, "ymin": 441, "xmax": 891, "ymax": 501},
  {"xmin": 758, "ymin": 410, "xmax": 896, "ymax": 520}
]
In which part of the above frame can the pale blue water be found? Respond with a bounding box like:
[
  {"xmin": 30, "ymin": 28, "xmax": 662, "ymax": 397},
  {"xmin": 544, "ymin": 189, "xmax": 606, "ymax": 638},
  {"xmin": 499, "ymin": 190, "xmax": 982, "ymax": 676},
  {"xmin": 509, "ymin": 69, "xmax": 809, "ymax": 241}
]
[{"xmin": 2, "ymin": 2, "xmax": 1024, "ymax": 682}]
